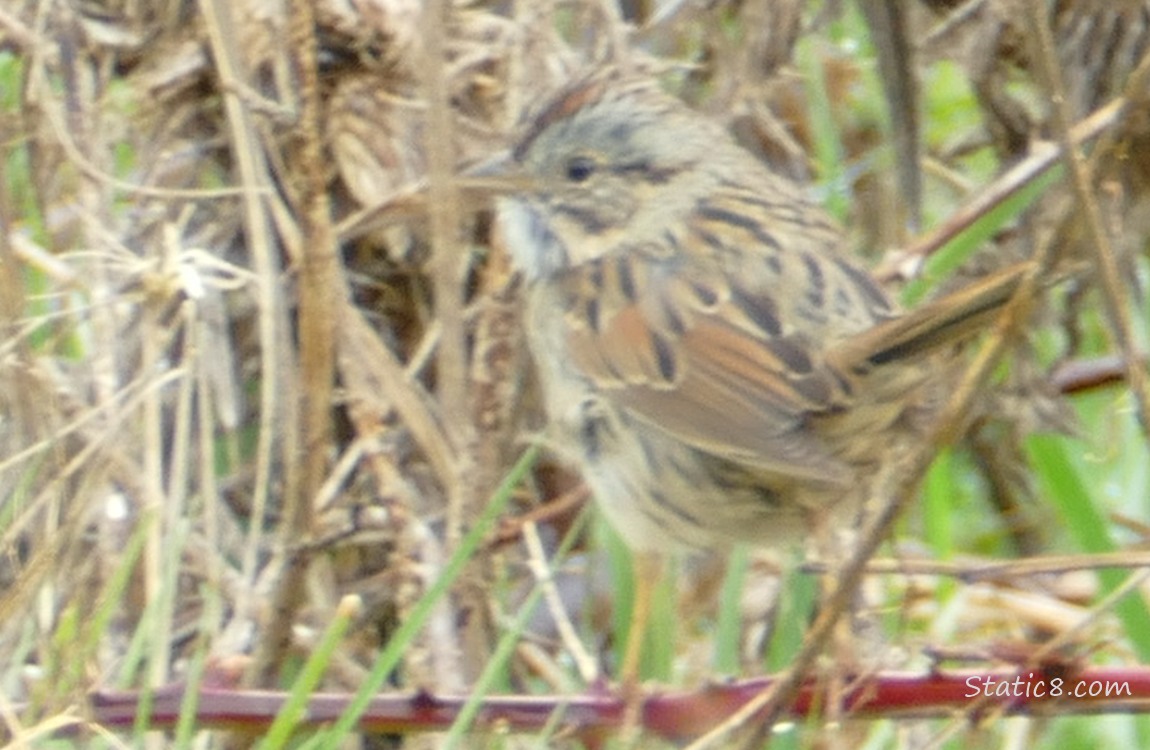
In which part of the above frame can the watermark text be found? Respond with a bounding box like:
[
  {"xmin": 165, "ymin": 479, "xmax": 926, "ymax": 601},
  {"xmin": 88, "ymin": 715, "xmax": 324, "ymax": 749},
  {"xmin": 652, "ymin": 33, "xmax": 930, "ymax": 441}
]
[{"xmin": 965, "ymin": 673, "xmax": 1132, "ymax": 700}]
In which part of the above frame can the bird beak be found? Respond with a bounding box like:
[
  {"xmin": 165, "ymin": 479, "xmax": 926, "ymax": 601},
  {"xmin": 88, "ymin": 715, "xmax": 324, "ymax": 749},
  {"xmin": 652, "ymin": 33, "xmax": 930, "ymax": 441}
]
[
  {"xmin": 465, "ymin": 149, "xmax": 512, "ymax": 178},
  {"xmin": 336, "ymin": 151, "xmax": 531, "ymax": 242},
  {"xmin": 460, "ymin": 150, "xmax": 535, "ymax": 196}
]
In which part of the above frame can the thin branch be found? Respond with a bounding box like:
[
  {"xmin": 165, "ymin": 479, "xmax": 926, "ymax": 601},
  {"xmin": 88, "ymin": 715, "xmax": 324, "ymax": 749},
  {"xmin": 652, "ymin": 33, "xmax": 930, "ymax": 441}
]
[
  {"xmin": 874, "ymin": 98, "xmax": 1124, "ymax": 283},
  {"xmin": 1022, "ymin": 0, "xmax": 1150, "ymax": 437},
  {"xmin": 87, "ymin": 666, "xmax": 1150, "ymax": 743},
  {"xmin": 196, "ymin": 0, "xmax": 289, "ymax": 664}
]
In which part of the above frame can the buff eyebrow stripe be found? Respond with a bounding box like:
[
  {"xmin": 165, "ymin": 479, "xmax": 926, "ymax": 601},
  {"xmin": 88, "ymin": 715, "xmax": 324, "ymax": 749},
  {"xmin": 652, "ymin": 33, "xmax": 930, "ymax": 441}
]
[{"xmin": 697, "ymin": 205, "xmax": 781, "ymax": 249}]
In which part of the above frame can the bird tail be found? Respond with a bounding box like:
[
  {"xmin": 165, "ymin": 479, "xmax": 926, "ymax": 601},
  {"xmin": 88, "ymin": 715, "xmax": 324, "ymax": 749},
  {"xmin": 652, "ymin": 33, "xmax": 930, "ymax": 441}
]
[{"xmin": 829, "ymin": 262, "xmax": 1035, "ymax": 374}]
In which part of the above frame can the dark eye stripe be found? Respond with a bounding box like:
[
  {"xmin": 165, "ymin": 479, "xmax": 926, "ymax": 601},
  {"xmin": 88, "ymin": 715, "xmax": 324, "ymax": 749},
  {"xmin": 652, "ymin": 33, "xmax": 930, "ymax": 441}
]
[{"xmin": 612, "ymin": 160, "xmax": 680, "ymax": 184}]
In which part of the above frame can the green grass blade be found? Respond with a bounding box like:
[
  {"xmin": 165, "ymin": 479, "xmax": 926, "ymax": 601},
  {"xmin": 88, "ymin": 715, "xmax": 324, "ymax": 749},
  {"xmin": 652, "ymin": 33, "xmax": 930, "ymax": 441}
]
[
  {"xmin": 299, "ymin": 444, "xmax": 539, "ymax": 747},
  {"xmin": 1026, "ymin": 433, "xmax": 1150, "ymax": 662},
  {"xmin": 901, "ymin": 166, "xmax": 1062, "ymax": 306}
]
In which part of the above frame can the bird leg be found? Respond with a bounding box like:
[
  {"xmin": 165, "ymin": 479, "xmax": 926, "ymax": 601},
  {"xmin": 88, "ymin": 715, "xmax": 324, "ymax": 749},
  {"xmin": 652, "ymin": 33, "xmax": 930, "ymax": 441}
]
[{"xmin": 620, "ymin": 550, "xmax": 662, "ymax": 684}]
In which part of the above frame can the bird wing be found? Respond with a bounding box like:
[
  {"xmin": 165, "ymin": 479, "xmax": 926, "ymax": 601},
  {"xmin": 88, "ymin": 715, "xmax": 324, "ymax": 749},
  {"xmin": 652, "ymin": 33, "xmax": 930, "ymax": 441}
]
[{"xmin": 561, "ymin": 251, "xmax": 856, "ymax": 484}]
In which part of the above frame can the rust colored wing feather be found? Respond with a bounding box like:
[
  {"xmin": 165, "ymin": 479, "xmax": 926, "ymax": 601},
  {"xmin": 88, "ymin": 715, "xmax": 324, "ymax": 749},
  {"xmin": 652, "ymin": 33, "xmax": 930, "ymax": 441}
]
[{"xmin": 564, "ymin": 276, "xmax": 854, "ymax": 484}]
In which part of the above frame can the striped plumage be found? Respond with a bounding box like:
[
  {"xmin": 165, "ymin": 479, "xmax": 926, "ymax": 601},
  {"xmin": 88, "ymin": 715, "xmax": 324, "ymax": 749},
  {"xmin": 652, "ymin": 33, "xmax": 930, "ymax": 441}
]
[{"xmin": 497, "ymin": 69, "xmax": 1025, "ymax": 551}]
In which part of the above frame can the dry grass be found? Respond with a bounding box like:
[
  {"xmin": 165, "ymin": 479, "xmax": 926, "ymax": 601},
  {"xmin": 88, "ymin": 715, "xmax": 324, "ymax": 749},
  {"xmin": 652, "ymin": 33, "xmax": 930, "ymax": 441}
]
[{"xmin": 0, "ymin": 1, "xmax": 1148, "ymax": 748}]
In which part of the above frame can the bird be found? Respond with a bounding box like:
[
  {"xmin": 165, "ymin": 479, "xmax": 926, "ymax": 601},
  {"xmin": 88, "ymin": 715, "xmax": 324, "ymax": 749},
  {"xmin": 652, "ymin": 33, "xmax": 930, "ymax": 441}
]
[{"xmin": 488, "ymin": 67, "xmax": 1029, "ymax": 681}]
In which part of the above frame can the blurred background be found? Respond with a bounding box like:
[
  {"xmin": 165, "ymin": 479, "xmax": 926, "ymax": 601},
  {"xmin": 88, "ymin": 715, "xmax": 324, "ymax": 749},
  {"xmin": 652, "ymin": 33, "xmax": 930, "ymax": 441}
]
[{"xmin": 0, "ymin": 0, "xmax": 1148, "ymax": 747}]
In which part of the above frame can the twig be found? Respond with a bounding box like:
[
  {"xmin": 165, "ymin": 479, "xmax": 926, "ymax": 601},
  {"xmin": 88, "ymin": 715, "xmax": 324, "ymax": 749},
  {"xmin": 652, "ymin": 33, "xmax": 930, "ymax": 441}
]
[
  {"xmin": 522, "ymin": 520, "xmax": 600, "ymax": 684},
  {"xmin": 422, "ymin": 0, "xmax": 470, "ymax": 542},
  {"xmin": 801, "ymin": 549, "xmax": 1150, "ymax": 581},
  {"xmin": 1052, "ymin": 355, "xmax": 1143, "ymax": 394},
  {"xmin": 874, "ymin": 98, "xmax": 1124, "ymax": 283},
  {"xmin": 197, "ymin": 0, "xmax": 294, "ymax": 684},
  {"xmin": 88, "ymin": 665, "xmax": 1150, "ymax": 742},
  {"xmin": 1022, "ymin": 0, "xmax": 1150, "ymax": 437}
]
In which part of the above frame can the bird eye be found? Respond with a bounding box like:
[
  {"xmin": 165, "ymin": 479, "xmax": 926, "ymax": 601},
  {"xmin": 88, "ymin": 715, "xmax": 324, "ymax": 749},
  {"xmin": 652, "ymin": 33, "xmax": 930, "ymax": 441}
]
[{"xmin": 564, "ymin": 155, "xmax": 596, "ymax": 183}]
